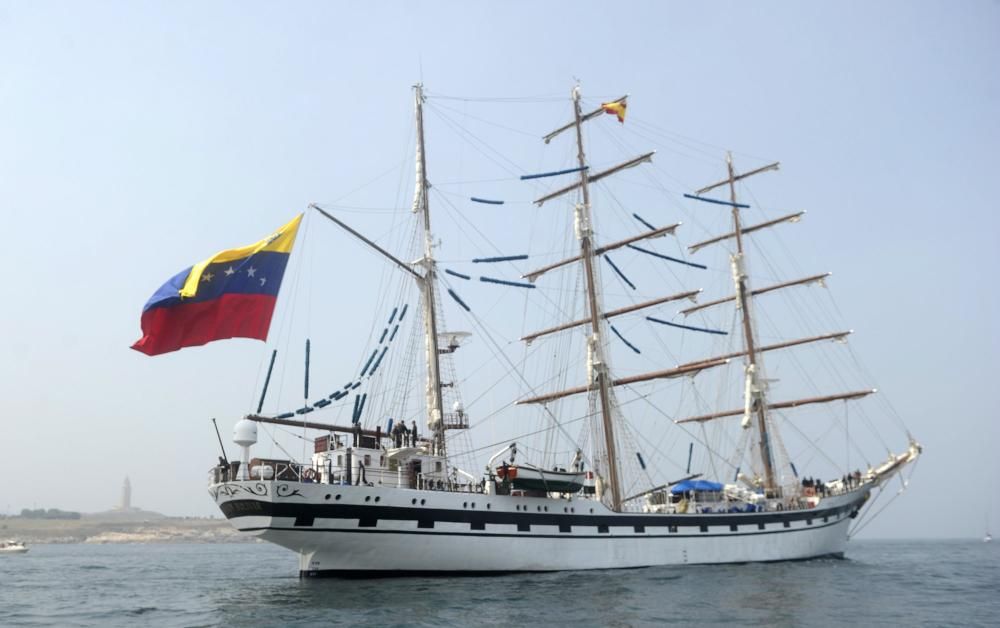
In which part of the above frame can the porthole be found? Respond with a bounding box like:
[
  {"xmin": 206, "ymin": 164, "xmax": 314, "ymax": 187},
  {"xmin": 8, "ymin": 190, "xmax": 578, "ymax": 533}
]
[
  {"xmin": 411, "ymin": 498, "xmax": 417, "ymax": 505},
  {"xmin": 544, "ymin": 506, "xmax": 548, "ymax": 512},
  {"xmin": 335, "ymin": 494, "xmax": 342, "ymax": 501},
  {"xmin": 420, "ymin": 499, "xmax": 426, "ymax": 505},
  {"xmin": 324, "ymin": 494, "xmax": 331, "ymax": 501},
  {"xmin": 471, "ymin": 503, "xmax": 476, "ymax": 509},
  {"xmin": 486, "ymin": 503, "xmax": 491, "ymax": 510},
  {"xmin": 537, "ymin": 506, "xmax": 542, "ymax": 512},
  {"xmin": 365, "ymin": 496, "xmax": 371, "ymax": 502},
  {"xmin": 463, "ymin": 502, "xmax": 468, "ymax": 508},
  {"xmin": 374, "ymin": 496, "xmax": 381, "ymax": 503}
]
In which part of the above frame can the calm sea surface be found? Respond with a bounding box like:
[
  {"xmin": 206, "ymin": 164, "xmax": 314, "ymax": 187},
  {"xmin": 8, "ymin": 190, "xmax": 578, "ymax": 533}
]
[{"xmin": 1, "ymin": 539, "xmax": 996, "ymax": 627}]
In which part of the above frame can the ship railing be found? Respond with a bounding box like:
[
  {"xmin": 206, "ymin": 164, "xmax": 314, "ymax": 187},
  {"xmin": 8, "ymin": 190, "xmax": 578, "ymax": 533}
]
[
  {"xmin": 415, "ymin": 472, "xmax": 482, "ymax": 493},
  {"xmin": 208, "ymin": 467, "xmax": 224, "ymax": 485},
  {"xmin": 664, "ymin": 491, "xmax": 825, "ymax": 515},
  {"xmin": 208, "ymin": 462, "xmax": 243, "ymax": 485},
  {"xmin": 208, "ymin": 460, "xmax": 311, "ymax": 484}
]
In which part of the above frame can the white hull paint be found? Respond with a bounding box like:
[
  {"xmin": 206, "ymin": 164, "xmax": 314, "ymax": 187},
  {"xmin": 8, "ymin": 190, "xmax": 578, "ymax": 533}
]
[{"xmin": 211, "ymin": 480, "xmax": 864, "ymax": 576}]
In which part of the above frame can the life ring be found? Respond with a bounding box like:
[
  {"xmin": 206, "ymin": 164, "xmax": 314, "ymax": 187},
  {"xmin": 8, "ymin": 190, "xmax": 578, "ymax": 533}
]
[{"xmin": 303, "ymin": 468, "xmax": 318, "ymax": 481}]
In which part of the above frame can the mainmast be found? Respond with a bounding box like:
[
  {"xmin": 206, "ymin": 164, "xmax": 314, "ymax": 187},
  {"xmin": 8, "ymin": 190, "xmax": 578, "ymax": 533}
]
[
  {"xmin": 723, "ymin": 152, "xmax": 777, "ymax": 493},
  {"xmin": 413, "ymin": 83, "xmax": 447, "ymax": 456},
  {"xmin": 570, "ymin": 86, "xmax": 622, "ymax": 511},
  {"xmin": 520, "ymin": 88, "xmax": 665, "ymax": 510}
]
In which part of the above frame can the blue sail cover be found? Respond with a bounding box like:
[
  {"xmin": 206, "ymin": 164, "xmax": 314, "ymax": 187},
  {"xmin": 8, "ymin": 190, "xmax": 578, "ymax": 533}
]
[{"xmin": 671, "ymin": 479, "xmax": 724, "ymax": 494}]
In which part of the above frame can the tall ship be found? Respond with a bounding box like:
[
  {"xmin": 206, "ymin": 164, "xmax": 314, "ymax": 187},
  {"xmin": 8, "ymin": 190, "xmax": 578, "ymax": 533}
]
[{"xmin": 174, "ymin": 84, "xmax": 919, "ymax": 576}]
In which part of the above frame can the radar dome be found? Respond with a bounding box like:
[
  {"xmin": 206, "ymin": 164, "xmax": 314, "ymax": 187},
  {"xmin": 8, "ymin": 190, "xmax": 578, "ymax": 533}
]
[{"xmin": 233, "ymin": 419, "xmax": 258, "ymax": 447}]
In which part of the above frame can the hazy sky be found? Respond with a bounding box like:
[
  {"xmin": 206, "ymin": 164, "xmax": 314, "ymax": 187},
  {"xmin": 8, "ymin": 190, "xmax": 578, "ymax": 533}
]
[{"xmin": 1, "ymin": 1, "xmax": 997, "ymax": 540}]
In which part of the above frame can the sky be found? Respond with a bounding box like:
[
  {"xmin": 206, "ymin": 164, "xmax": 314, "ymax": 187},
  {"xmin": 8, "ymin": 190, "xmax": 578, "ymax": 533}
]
[{"xmin": 0, "ymin": 1, "xmax": 997, "ymax": 540}]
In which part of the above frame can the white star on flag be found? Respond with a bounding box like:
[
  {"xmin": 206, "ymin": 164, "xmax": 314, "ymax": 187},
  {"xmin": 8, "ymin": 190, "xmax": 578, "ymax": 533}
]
[
  {"xmin": 259, "ymin": 277, "xmax": 267, "ymax": 286},
  {"xmin": 247, "ymin": 266, "xmax": 257, "ymax": 278},
  {"xmin": 224, "ymin": 266, "xmax": 235, "ymax": 276},
  {"xmin": 201, "ymin": 272, "xmax": 214, "ymax": 283}
]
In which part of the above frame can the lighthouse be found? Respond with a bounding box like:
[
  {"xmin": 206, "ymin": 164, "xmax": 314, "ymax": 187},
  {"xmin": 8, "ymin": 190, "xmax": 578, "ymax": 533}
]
[{"xmin": 117, "ymin": 476, "xmax": 132, "ymax": 511}]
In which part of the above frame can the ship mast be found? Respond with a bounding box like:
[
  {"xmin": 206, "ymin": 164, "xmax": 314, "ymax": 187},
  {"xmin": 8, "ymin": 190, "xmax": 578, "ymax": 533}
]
[
  {"xmin": 519, "ymin": 88, "xmax": 662, "ymax": 510},
  {"xmin": 413, "ymin": 83, "xmax": 447, "ymax": 456},
  {"xmin": 570, "ymin": 86, "xmax": 621, "ymax": 511},
  {"xmin": 308, "ymin": 86, "xmax": 458, "ymax": 457},
  {"xmin": 723, "ymin": 152, "xmax": 777, "ymax": 493}
]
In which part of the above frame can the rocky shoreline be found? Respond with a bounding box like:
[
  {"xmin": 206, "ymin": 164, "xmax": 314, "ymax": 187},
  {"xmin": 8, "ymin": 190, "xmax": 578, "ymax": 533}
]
[{"xmin": 0, "ymin": 514, "xmax": 255, "ymax": 545}]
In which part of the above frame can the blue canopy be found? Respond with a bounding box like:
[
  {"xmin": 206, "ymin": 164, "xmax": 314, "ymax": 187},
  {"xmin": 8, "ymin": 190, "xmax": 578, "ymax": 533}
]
[{"xmin": 671, "ymin": 479, "xmax": 724, "ymax": 494}]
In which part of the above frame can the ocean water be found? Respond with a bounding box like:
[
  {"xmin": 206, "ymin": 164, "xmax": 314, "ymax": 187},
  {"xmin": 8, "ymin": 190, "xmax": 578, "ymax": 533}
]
[{"xmin": 1, "ymin": 540, "xmax": 996, "ymax": 627}]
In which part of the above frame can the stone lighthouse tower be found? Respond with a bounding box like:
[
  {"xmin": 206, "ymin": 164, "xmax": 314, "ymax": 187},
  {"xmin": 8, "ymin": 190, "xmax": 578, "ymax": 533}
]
[{"xmin": 118, "ymin": 476, "xmax": 132, "ymax": 511}]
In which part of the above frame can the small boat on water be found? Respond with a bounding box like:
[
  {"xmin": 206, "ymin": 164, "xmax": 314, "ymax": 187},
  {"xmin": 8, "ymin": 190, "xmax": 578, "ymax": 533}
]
[{"xmin": 0, "ymin": 541, "xmax": 28, "ymax": 554}]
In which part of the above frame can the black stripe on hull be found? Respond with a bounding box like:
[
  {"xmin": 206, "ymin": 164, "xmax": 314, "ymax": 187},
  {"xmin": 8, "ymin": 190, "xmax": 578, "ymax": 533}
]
[
  {"xmin": 298, "ymin": 552, "xmax": 847, "ymax": 579},
  {"xmin": 219, "ymin": 494, "xmax": 864, "ymax": 530},
  {"xmin": 244, "ymin": 513, "xmax": 848, "ymax": 539}
]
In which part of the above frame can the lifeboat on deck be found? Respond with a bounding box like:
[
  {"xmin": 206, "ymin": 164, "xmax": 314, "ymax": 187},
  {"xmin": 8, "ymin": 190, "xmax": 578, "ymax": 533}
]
[{"xmin": 496, "ymin": 463, "xmax": 586, "ymax": 493}]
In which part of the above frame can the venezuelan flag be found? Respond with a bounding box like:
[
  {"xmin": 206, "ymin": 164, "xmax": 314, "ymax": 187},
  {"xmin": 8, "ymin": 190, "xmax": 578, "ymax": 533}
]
[{"xmin": 131, "ymin": 214, "xmax": 303, "ymax": 356}]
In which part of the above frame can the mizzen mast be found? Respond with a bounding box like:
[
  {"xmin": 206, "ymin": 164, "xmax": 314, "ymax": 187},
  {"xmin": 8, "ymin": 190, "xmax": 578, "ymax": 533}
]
[
  {"xmin": 413, "ymin": 83, "xmax": 447, "ymax": 456},
  {"xmin": 309, "ymin": 84, "xmax": 449, "ymax": 457}
]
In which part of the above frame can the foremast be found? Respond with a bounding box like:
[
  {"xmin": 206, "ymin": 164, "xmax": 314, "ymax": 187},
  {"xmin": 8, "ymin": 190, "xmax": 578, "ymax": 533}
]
[
  {"xmin": 687, "ymin": 155, "xmax": 885, "ymax": 495},
  {"xmin": 724, "ymin": 153, "xmax": 778, "ymax": 493}
]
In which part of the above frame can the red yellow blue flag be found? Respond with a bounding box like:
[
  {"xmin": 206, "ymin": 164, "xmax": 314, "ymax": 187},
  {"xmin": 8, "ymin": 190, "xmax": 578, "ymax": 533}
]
[{"xmin": 131, "ymin": 214, "xmax": 303, "ymax": 356}]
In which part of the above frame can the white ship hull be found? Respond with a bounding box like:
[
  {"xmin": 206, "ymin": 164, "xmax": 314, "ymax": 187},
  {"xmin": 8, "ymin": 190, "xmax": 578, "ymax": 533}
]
[{"xmin": 211, "ymin": 480, "xmax": 866, "ymax": 576}]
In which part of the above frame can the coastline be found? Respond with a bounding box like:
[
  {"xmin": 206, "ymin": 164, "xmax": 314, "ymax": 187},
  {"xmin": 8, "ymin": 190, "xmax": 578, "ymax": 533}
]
[{"xmin": 0, "ymin": 514, "xmax": 251, "ymax": 544}]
